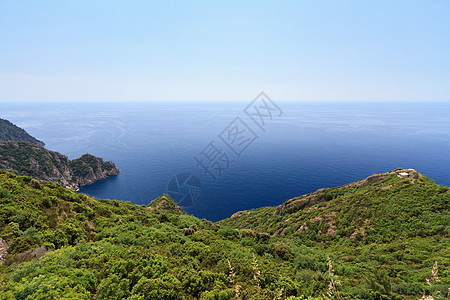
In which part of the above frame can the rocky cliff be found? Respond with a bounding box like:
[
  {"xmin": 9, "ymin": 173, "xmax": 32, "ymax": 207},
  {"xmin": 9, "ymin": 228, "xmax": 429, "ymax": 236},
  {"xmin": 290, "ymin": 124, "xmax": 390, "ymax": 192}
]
[
  {"xmin": 69, "ymin": 153, "xmax": 120, "ymax": 188},
  {"xmin": 0, "ymin": 141, "xmax": 119, "ymax": 190}
]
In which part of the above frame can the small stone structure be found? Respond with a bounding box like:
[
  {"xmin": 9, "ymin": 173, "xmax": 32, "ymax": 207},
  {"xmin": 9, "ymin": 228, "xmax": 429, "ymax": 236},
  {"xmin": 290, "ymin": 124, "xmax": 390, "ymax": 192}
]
[{"xmin": 396, "ymin": 169, "xmax": 419, "ymax": 179}]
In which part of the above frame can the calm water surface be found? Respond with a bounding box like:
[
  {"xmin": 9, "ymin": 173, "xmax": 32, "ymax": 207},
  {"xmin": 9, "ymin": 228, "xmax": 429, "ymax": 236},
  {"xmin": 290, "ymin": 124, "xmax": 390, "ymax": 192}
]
[{"xmin": 1, "ymin": 102, "xmax": 449, "ymax": 221}]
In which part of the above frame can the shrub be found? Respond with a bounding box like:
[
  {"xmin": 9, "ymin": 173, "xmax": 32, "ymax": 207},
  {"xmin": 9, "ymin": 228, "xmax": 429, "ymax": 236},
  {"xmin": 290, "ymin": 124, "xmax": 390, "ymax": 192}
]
[
  {"xmin": 132, "ymin": 274, "xmax": 182, "ymax": 299},
  {"xmin": 9, "ymin": 236, "xmax": 38, "ymax": 254},
  {"xmin": 273, "ymin": 242, "xmax": 294, "ymax": 260},
  {"xmin": 95, "ymin": 274, "xmax": 130, "ymax": 299},
  {"xmin": 76, "ymin": 213, "xmax": 87, "ymax": 221},
  {"xmin": 218, "ymin": 227, "xmax": 239, "ymax": 238},
  {"xmin": 0, "ymin": 188, "xmax": 13, "ymax": 199}
]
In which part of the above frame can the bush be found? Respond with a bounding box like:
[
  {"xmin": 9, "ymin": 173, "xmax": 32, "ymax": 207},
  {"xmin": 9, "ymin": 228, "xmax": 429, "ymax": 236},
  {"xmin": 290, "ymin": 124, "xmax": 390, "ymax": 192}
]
[
  {"xmin": 22, "ymin": 227, "xmax": 41, "ymax": 244},
  {"xmin": 9, "ymin": 236, "xmax": 38, "ymax": 254},
  {"xmin": 0, "ymin": 188, "xmax": 13, "ymax": 199},
  {"xmin": 364, "ymin": 269, "xmax": 392, "ymax": 297},
  {"xmin": 51, "ymin": 229, "xmax": 68, "ymax": 249},
  {"xmin": 76, "ymin": 213, "xmax": 87, "ymax": 222},
  {"xmin": 272, "ymin": 242, "xmax": 294, "ymax": 260},
  {"xmin": 132, "ymin": 274, "xmax": 182, "ymax": 299},
  {"xmin": 95, "ymin": 274, "xmax": 130, "ymax": 299},
  {"xmin": 199, "ymin": 289, "xmax": 235, "ymax": 300},
  {"xmin": 179, "ymin": 268, "xmax": 204, "ymax": 297},
  {"xmin": 9, "ymin": 211, "xmax": 29, "ymax": 230},
  {"xmin": 218, "ymin": 227, "xmax": 239, "ymax": 238},
  {"xmin": 42, "ymin": 197, "xmax": 52, "ymax": 208}
]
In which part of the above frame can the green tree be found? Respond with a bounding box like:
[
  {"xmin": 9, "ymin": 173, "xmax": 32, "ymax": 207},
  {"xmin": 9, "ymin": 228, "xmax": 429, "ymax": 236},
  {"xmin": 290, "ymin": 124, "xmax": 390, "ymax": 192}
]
[{"xmin": 96, "ymin": 274, "xmax": 130, "ymax": 300}]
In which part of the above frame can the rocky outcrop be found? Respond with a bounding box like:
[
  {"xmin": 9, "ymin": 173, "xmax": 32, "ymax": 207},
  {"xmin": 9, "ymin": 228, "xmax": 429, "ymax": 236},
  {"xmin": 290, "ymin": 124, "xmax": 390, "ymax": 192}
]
[
  {"xmin": 274, "ymin": 190, "xmax": 327, "ymax": 216},
  {"xmin": 347, "ymin": 168, "xmax": 419, "ymax": 188},
  {"xmin": 0, "ymin": 118, "xmax": 45, "ymax": 147},
  {"xmin": 69, "ymin": 153, "xmax": 120, "ymax": 188},
  {"xmin": 0, "ymin": 141, "xmax": 119, "ymax": 190},
  {"xmin": 0, "ymin": 118, "xmax": 119, "ymax": 189},
  {"xmin": 0, "ymin": 238, "xmax": 8, "ymax": 263},
  {"xmin": 395, "ymin": 169, "xmax": 419, "ymax": 179}
]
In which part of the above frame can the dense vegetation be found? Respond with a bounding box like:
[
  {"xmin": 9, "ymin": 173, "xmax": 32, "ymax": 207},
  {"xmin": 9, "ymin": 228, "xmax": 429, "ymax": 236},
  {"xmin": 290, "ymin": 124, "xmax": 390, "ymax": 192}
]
[
  {"xmin": 0, "ymin": 119, "xmax": 44, "ymax": 147},
  {"xmin": 0, "ymin": 168, "xmax": 448, "ymax": 299}
]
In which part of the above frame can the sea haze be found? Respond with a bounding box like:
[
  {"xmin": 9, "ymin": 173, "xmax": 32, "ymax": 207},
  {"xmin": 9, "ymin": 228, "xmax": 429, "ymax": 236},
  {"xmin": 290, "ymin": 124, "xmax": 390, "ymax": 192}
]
[{"xmin": 1, "ymin": 101, "xmax": 449, "ymax": 221}]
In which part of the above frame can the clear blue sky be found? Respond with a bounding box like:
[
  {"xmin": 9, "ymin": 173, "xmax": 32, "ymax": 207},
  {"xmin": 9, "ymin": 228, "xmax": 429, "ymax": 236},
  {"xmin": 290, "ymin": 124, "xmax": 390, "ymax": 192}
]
[{"xmin": 1, "ymin": 0, "xmax": 449, "ymax": 102}]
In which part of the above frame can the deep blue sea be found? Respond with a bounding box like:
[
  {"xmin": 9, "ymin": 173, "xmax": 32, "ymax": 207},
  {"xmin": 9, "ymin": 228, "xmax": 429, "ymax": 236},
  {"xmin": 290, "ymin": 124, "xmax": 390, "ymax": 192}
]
[{"xmin": 1, "ymin": 101, "xmax": 449, "ymax": 221}]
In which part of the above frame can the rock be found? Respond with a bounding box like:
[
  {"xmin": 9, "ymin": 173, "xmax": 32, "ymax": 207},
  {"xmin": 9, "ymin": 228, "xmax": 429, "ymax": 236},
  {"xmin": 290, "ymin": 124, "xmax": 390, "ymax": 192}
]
[
  {"xmin": 30, "ymin": 246, "xmax": 52, "ymax": 260},
  {"xmin": 0, "ymin": 238, "xmax": 8, "ymax": 263},
  {"xmin": 395, "ymin": 169, "xmax": 419, "ymax": 179},
  {"xmin": 274, "ymin": 189, "xmax": 333, "ymax": 216},
  {"xmin": 69, "ymin": 153, "xmax": 120, "ymax": 189},
  {"xmin": 0, "ymin": 141, "xmax": 119, "ymax": 190},
  {"xmin": 0, "ymin": 118, "xmax": 119, "ymax": 190}
]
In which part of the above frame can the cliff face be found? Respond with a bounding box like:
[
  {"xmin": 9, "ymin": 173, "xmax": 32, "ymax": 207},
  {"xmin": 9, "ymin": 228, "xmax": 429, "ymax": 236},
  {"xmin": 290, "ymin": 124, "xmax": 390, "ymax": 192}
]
[
  {"xmin": 0, "ymin": 118, "xmax": 45, "ymax": 147},
  {"xmin": 69, "ymin": 153, "xmax": 120, "ymax": 188},
  {"xmin": 0, "ymin": 141, "xmax": 119, "ymax": 190}
]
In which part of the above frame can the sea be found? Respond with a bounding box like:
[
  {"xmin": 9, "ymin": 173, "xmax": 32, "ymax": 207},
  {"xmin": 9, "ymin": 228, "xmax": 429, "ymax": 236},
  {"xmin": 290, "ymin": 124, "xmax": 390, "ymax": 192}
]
[{"xmin": 1, "ymin": 101, "xmax": 449, "ymax": 221}]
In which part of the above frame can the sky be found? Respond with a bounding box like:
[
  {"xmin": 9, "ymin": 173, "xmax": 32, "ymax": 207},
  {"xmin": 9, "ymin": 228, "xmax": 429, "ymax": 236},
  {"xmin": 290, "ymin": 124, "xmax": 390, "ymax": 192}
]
[{"xmin": 1, "ymin": 0, "xmax": 449, "ymax": 103}]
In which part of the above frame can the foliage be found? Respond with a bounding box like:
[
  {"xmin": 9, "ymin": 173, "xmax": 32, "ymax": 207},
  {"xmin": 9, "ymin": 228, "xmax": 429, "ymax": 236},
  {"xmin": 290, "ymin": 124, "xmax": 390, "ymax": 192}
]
[
  {"xmin": 0, "ymin": 118, "xmax": 45, "ymax": 147},
  {"xmin": 0, "ymin": 169, "xmax": 448, "ymax": 299}
]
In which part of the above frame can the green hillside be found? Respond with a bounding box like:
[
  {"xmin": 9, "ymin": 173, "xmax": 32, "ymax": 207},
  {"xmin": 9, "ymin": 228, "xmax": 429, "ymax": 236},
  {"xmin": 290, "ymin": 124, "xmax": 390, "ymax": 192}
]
[
  {"xmin": 0, "ymin": 168, "xmax": 448, "ymax": 299},
  {"xmin": 0, "ymin": 119, "xmax": 44, "ymax": 147}
]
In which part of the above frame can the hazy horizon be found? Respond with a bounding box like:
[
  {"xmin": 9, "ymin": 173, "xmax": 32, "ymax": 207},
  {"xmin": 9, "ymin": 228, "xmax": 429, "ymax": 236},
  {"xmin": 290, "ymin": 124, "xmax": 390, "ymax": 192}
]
[{"xmin": 1, "ymin": 1, "xmax": 449, "ymax": 103}]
